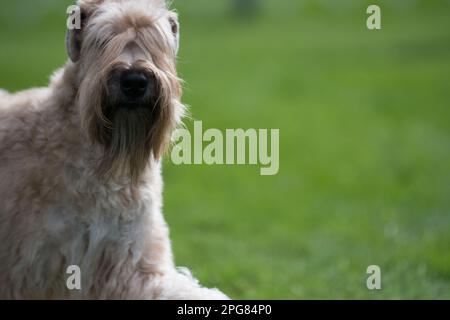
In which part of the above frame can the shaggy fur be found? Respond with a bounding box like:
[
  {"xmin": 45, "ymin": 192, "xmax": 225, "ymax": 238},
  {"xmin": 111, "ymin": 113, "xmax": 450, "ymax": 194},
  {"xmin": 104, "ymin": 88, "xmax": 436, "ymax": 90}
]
[{"xmin": 0, "ymin": 0, "xmax": 228, "ymax": 299}]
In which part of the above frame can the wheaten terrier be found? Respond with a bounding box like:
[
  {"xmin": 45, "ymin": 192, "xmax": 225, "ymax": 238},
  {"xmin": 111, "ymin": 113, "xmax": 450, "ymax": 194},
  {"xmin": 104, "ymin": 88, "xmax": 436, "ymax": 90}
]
[{"xmin": 0, "ymin": 0, "xmax": 228, "ymax": 299}]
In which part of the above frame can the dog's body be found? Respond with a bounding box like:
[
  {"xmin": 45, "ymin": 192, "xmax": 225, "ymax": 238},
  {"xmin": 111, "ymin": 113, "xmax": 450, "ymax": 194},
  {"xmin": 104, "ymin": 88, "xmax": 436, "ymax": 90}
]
[{"xmin": 0, "ymin": 0, "xmax": 227, "ymax": 299}]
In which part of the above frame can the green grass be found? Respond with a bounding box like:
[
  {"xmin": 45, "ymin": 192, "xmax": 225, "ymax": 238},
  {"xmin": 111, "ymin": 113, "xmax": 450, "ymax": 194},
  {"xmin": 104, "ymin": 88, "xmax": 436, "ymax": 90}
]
[{"xmin": 1, "ymin": 0, "xmax": 449, "ymax": 299}]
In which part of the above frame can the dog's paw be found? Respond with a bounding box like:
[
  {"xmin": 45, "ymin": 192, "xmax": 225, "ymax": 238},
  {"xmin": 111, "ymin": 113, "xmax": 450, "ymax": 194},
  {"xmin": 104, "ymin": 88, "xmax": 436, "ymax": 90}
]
[
  {"xmin": 156, "ymin": 268, "xmax": 230, "ymax": 300},
  {"xmin": 203, "ymin": 288, "xmax": 230, "ymax": 300}
]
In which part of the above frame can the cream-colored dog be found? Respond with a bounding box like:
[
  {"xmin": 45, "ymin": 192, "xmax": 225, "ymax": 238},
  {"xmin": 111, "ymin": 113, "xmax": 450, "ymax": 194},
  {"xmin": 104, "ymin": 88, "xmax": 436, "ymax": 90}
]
[{"xmin": 0, "ymin": 0, "xmax": 228, "ymax": 299}]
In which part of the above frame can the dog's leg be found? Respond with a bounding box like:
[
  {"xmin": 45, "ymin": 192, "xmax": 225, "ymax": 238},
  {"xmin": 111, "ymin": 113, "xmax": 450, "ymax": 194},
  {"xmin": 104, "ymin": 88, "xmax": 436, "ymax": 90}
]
[{"xmin": 142, "ymin": 213, "xmax": 229, "ymax": 300}]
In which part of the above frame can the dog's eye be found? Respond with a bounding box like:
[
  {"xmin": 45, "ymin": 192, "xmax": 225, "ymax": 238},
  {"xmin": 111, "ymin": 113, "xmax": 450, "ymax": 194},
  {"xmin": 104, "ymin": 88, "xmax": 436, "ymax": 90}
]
[
  {"xmin": 169, "ymin": 18, "xmax": 178, "ymax": 35},
  {"xmin": 79, "ymin": 11, "xmax": 89, "ymax": 30}
]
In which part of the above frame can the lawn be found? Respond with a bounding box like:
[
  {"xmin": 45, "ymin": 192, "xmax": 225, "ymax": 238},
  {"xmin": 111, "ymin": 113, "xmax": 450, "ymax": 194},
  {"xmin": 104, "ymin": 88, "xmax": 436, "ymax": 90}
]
[{"xmin": 0, "ymin": 0, "xmax": 449, "ymax": 299}]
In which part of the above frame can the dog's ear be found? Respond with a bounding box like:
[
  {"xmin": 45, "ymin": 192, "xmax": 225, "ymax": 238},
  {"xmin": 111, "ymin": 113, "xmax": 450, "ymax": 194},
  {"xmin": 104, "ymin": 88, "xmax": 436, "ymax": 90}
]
[
  {"xmin": 168, "ymin": 12, "xmax": 180, "ymax": 55},
  {"xmin": 66, "ymin": 29, "xmax": 82, "ymax": 63},
  {"xmin": 66, "ymin": 5, "xmax": 86, "ymax": 63}
]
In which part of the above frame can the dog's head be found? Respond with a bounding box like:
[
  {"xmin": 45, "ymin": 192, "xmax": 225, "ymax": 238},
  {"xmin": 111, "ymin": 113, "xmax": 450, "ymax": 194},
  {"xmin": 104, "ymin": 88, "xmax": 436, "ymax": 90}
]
[{"xmin": 66, "ymin": 0, "xmax": 184, "ymax": 182}]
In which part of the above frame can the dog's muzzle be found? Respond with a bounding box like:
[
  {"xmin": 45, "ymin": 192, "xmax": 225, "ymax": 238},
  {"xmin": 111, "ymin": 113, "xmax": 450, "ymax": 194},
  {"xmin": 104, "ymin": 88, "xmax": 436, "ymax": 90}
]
[
  {"xmin": 120, "ymin": 70, "xmax": 150, "ymax": 99},
  {"xmin": 107, "ymin": 68, "xmax": 159, "ymax": 109}
]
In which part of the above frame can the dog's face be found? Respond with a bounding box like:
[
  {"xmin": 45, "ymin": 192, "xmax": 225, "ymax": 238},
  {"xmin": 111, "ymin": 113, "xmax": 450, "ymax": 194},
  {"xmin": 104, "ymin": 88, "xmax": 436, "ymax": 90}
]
[{"xmin": 66, "ymin": 0, "xmax": 184, "ymax": 182}]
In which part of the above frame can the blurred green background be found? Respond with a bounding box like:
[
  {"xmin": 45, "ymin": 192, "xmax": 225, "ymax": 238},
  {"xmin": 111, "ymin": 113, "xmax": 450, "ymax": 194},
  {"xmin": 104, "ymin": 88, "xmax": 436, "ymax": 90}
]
[{"xmin": 1, "ymin": 0, "xmax": 449, "ymax": 299}]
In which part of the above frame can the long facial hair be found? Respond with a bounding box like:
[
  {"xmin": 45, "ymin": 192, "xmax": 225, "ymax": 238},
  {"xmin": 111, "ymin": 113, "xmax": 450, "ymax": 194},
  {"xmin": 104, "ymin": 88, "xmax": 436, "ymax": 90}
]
[
  {"xmin": 77, "ymin": 28, "xmax": 183, "ymax": 184},
  {"xmin": 99, "ymin": 95, "xmax": 158, "ymax": 184},
  {"xmin": 97, "ymin": 68, "xmax": 177, "ymax": 184}
]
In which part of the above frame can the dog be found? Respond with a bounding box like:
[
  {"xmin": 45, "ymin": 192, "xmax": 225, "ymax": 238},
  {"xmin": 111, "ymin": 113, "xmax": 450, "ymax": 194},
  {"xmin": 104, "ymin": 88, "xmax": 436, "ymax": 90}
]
[{"xmin": 0, "ymin": 0, "xmax": 228, "ymax": 299}]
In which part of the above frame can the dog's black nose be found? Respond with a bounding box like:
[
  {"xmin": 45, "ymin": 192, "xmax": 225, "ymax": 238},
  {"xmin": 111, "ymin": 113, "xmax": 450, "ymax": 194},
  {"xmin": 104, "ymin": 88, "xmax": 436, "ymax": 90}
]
[{"xmin": 120, "ymin": 71, "xmax": 149, "ymax": 98}]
